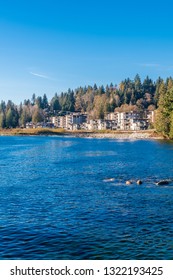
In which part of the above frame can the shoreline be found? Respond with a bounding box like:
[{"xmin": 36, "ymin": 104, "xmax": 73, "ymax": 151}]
[
  {"xmin": 0, "ymin": 128, "xmax": 166, "ymax": 140},
  {"xmin": 72, "ymin": 132, "xmax": 164, "ymax": 140}
]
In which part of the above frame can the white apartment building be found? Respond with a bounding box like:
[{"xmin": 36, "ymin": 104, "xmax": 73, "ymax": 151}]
[
  {"xmin": 51, "ymin": 110, "xmax": 154, "ymax": 131},
  {"xmin": 52, "ymin": 116, "xmax": 66, "ymax": 128},
  {"xmin": 65, "ymin": 113, "xmax": 87, "ymax": 130},
  {"xmin": 105, "ymin": 110, "xmax": 153, "ymax": 130},
  {"xmin": 51, "ymin": 113, "xmax": 87, "ymax": 130},
  {"xmin": 116, "ymin": 111, "xmax": 141, "ymax": 130}
]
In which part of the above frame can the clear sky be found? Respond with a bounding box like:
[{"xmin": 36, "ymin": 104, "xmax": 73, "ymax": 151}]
[{"xmin": 1, "ymin": 0, "xmax": 173, "ymax": 104}]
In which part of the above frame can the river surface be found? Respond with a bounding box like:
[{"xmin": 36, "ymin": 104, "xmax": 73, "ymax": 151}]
[{"xmin": 0, "ymin": 136, "xmax": 173, "ymax": 259}]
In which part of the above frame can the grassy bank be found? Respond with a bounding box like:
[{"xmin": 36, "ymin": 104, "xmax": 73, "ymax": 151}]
[
  {"xmin": 0, "ymin": 128, "xmax": 164, "ymax": 139},
  {"xmin": 0, "ymin": 128, "xmax": 66, "ymax": 136}
]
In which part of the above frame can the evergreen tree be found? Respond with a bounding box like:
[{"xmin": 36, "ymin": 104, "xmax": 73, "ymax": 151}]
[
  {"xmin": 36, "ymin": 96, "xmax": 43, "ymax": 109},
  {"xmin": 143, "ymin": 76, "xmax": 155, "ymax": 94},
  {"xmin": 6, "ymin": 108, "xmax": 14, "ymax": 128},
  {"xmin": 134, "ymin": 74, "xmax": 142, "ymax": 92},
  {"xmin": 42, "ymin": 94, "xmax": 49, "ymax": 109},
  {"xmin": 155, "ymin": 83, "xmax": 173, "ymax": 136},
  {"xmin": 154, "ymin": 77, "xmax": 163, "ymax": 105},
  {"xmin": 52, "ymin": 98, "xmax": 61, "ymax": 111},
  {"xmin": 0, "ymin": 112, "xmax": 6, "ymax": 128},
  {"xmin": 169, "ymin": 111, "xmax": 173, "ymax": 139},
  {"xmin": 31, "ymin": 93, "xmax": 36, "ymax": 105}
]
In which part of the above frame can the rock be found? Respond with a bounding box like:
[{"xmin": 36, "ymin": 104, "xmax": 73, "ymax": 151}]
[
  {"xmin": 156, "ymin": 180, "xmax": 170, "ymax": 186},
  {"xmin": 126, "ymin": 180, "xmax": 131, "ymax": 185},
  {"xmin": 137, "ymin": 180, "xmax": 142, "ymax": 185}
]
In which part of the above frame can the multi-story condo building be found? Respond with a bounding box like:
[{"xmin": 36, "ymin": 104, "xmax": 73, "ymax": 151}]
[
  {"xmin": 51, "ymin": 113, "xmax": 88, "ymax": 130},
  {"xmin": 105, "ymin": 110, "xmax": 154, "ymax": 130},
  {"xmin": 50, "ymin": 110, "xmax": 155, "ymax": 131}
]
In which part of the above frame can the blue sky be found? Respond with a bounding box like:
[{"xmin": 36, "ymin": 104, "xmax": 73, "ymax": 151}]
[{"xmin": 0, "ymin": 0, "xmax": 173, "ymax": 103}]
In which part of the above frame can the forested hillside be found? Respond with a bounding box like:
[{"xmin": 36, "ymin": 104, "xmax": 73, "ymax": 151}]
[{"xmin": 0, "ymin": 74, "xmax": 173, "ymax": 138}]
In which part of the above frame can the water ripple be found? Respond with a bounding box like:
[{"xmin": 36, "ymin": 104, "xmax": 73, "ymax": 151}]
[{"xmin": 0, "ymin": 136, "xmax": 173, "ymax": 259}]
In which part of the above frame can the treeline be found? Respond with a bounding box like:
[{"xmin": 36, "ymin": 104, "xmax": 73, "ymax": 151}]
[
  {"xmin": 0, "ymin": 94, "xmax": 50, "ymax": 128},
  {"xmin": 0, "ymin": 74, "xmax": 173, "ymax": 138},
  {"xmin": 155, "ymin": 78, "xmax": 173, "ymax": 138}
]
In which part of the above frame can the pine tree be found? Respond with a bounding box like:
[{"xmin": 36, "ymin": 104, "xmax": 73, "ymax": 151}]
[
  {"xmin": 155, "ymin": 83, "xmax": 173, "ymax": 136},
  {"xmin": 169, "ymin": 111, "xmax": 173, "ymax": 139},
  {"xmin": 0, "ymin": 112, "xmax": 6, "ymax": 128}
]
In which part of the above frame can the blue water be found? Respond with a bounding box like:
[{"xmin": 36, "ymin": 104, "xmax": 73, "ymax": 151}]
[{"xmin": 0, "ymin": 136, "xmax": 173, "ymax": 260}]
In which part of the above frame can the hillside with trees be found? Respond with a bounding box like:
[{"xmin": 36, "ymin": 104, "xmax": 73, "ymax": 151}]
[{"xmin": 0, "ymin": 74, "xmax": 173, "ymax": 138}]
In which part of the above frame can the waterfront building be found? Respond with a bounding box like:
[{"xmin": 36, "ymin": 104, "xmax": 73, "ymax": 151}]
[{"xmin": 43, "ymin": 110, "xmax": 155, "ymax": 131}]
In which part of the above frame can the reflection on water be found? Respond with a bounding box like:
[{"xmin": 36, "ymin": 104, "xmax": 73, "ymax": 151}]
[{"xmin": 0, "ymin": 136, "xmax": 173, "ymax": 259}]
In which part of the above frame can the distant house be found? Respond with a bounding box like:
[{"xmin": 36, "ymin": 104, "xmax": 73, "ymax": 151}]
[
  {"xmin": 26, "ymin": 122, "xmax": 54, "ymax": 129},
  {"xmin": 26, "ymin": 122, "xmax": 35, "ymax": 129},
  {"xmin": 146, "ymin": 110, "xmax": 155, "ymax": 123},
  {"xmin": 87, "ymin": 119, "xmax": 108, "ymax": 130}
]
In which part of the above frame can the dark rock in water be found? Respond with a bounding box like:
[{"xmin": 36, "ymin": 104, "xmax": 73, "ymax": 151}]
[
  {"xmin": 137, "ymin": 180, "xmax": 142, "ymax": 185},
  {"xmin": 156, "ymin": 180, "xmax": 170, "ymax": 186},
  {"xmin": 126, "ymin": 180, "xmax": 131, "ymax": 185}
]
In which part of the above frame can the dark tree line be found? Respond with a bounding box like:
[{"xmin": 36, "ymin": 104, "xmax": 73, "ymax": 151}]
[{"xmin": 154, "ymin": 77, "xmax": 173, "ymax": 138}]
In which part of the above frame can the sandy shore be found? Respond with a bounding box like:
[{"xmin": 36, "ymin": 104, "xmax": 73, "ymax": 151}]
[{"xmin": 70, "ymin": 131, "xmax": 164, "ymax": 140}]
